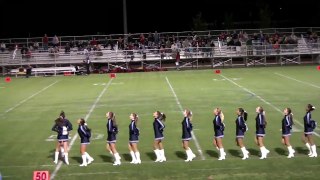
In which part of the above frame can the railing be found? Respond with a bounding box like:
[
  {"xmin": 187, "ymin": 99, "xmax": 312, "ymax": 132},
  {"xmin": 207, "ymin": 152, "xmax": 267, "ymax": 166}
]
[{"xmin": 0, "ymin": 27, "xmax": 320, "ymax": 50}]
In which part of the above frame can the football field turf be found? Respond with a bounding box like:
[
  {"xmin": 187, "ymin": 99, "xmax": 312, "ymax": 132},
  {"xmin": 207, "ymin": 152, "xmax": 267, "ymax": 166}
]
[{"xmin": 0, "ymin": 65, "xmax": 319, "ymax": 179}]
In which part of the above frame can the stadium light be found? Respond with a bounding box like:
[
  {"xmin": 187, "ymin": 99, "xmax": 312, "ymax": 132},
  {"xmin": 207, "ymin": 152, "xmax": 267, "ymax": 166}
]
[{"xmin": 123, "ymin": 0, "xmax": 128, "ymax": 35}]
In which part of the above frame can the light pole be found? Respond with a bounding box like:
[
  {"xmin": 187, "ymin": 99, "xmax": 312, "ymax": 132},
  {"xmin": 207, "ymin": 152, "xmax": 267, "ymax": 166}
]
[{"xmin": 123, "ymin": 0, "xmax": 128, "ymax": 35}]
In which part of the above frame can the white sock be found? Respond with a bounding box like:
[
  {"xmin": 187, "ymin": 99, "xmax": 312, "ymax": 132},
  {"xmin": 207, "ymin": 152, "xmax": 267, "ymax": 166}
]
[
  {"xmin": 130, "ymin": 151, "xmax": 136, "ymax": 162},
  {"xmin": 84, "ymin": 152, "xmax": 93, "ymax": 160},
  {"xmin": 114, "ymin": 153, "xmax": 121, "ymax": 161},
  {"xmin": 219, "ymin": 148, "xmax": 225, "ymax": 156},
  {"xmin": 64, "ymin": 153, "xmax": 69, "ymax": 164},
  {"xmin": 154, "ymin": 149, "xmax": 160, "ymax": 160},
  {"xmin": 306, "ymin": 143, "xmax": 311, "ymax": 153},
  {"xmin": 159, "ymin": 149, "xmax": 166, "ymax": 160},
  {"xmin": 135, "ymin": 151, "xmax": 141, "ymax": 162},
  {"xmin": 188, "ymin": 148, "xmax": 194, "ymax": 155},
  {"xmin": 311, "ymin": 145, "xmax": 317, "ymax": 155},
  {"xmin": 287, "ymin": 146, "xmax": 294, "ymax": 153},
  {"xmin": 54, "ymin": 151, "xmax": 59, "ymax": 162},
  {"xmin": 81, "ymin": 155, "xmax": 87, "ymax": 165},
  {"xmin": 241, "ymin": 147, "xmax": 248, "ymax": 155}
]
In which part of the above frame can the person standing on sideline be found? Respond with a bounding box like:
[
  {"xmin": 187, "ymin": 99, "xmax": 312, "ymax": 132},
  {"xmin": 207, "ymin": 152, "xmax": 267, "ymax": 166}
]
[
  {"xmin": 281, "ymin": 108, "xmax": 295, "ymax": 158},
  {"xmin": 303, "ymin": 104, "xmax": 317, "ymax": 157},
  {"xmin": 77, "ymin": 118, "xmax": 94, "ymax": 166},
  {"xmin": 128, "ymin": 113, "xmax": 141, "ymax": 164},
  {"xmin": 255, "ymin": 106, "xmax": 270, "ymax": 159},
  {"xmin": 153, "ymin": 111, "xmax": 166, "ymax": 162},
  {"xmin": 212, "ymin": 108, "xmax": 226, "ymax": 160},
  {"xmin": 106, "ymin": 112, "xmax": 121, "ymax": 165},
  {"xmin": 235, "ymin": 108, "xmax": 249, "ymax": 160},
  {"xmin": 181, "ymin": 109, "xmax": 196, "ymax": 162},
  {"xmin": 51, "ymin": 111, "xmax": 72, "ymax": 165}
]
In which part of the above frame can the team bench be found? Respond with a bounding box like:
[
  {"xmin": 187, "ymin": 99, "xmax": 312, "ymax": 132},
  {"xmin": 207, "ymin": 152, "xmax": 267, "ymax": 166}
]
[{"xmin": 10, "ymin": 66, "xmax": 77, "ymax": 77}]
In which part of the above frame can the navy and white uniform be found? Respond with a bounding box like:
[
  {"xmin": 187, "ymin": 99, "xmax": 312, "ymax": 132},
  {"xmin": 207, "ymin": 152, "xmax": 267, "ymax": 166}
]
[
  {"xmin": 182, "ymin": 117, "xmax": 193, "ymax": 141},
  {"xmin": 255, "ymin": 113, "xmax": 266, "ymax": 136},
  {"xmin": 304, "ymin": 112, "xmax": 313, "ymax": 135},
  {"xmin": 153, "ymin": 118, "xmax": 165, "ymax": 140},
  {"xmin": 236, "ymin": 115, "xmax": 247, "ymax": 138},
  {"xmin": 52, "ymin": 118, "xmax": 73, "ymax": 142},
  {"xmin": 107, "ymin": 119, "xmax": 118, "ymax": 143},
  {"xmin": 213, "ymin": 115, "xmax": 224, "ymax": 138},
  {"xmin": 78, "ymin": 124, "xmax": 91, "ymax": 144},
  {"xmin": 282, "ymin": 115, "xmax": 293, "ymax": 136},
  {"xmin": 129, "ymin": 120, "xmax": 139, "ymax": 143}
]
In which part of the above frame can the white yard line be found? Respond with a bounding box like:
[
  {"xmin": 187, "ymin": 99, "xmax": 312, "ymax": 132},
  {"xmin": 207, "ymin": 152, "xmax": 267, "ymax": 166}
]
[
  {"xmin": 165, "ymin": 76, "xmax": 205, "ymax": 160},
  {"xmin": 5, "ymin": 81, "xmax": 59, "ymax": 113},
  {"xmin": 50, "ymin": 78, "xmax": 114, "ymax": 180},
  {"xmin": 220, "ymin": 74, "xmax": 320, "ymax": 137},
  {"xmin": 274, "ymin": 72, "xmax": 320, "ymax": 89}
]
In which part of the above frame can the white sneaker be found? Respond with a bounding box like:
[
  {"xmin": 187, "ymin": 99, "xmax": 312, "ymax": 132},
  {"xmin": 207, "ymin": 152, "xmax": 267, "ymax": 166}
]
[
  {"xmin": 79, "ymin": 163, "xmax": 87, "ymax": 167},
  {"xmin": 309, "ymin": 153, "xmax": 318, "ymax": 158},
  {"xmin": 287, "ymin": 153, "xmax": 294, "ymax": 158},
  {"xmin": 53, "ymin": 160, "xmax": 58, "ymax": 164},
  {"xmin": 113, "ymin": 161, "xmax": 121, "ymax": 166},
  {"xmin": 308, "ymin": 151, "xmax": 312, "ymax": 156},
  {"xmin": 130, "ymin": 160, "xmax": 137, "ymax": 164},
  {"xmin": 135, "ymin": 160, "xmax": 141, "ymax": 164},
  {"xmin": 87, "ymin": 158, "xmax": 94, "ymax": 164},
  {"xmin": 185, "ymin": 153, "xmax": 196, "ymax": 162},
  {"xmin": 159, "ymin": 157, "xmax": 166, "ymax": 162},
  {"xmin": 218, "ymin": 156, "xmax": 225, "ymax": 160}
]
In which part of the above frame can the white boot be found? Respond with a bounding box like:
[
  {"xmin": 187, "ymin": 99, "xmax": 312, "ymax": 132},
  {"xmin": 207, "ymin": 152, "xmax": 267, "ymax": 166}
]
[
  {"xmin": 130, "ymin": 151, "xmax": 137, "ymax": 164},
  {"xmin": 309, "ymin": 145, "xmax": 318, "ymax": 157},
  {"xmin": 241, "ymin": 147, "xmax": 249, "ymax": 160},
  {"xmin": 159, "ymin": 149, "xmax": 166, "ymax": 162},
  {"xmin": 53, "ymin": 151, "xmax": 59, "ymax": 164},
  {"xmin": 185, "ymin": 148, "xmax": 196, "ymax": 162},
  {"xmin": 64, "ymin": 153, "xmax": 69, "ymax": 165},
  {"xmin": 85, "ymin": 152, "xmax": 94, "ymax": 164},
  {"xmin": 135, "ymin": 151, "xmax": 141, "ymax": 164},
  {"xmin": 154, "ymin": 149, "xmax": 161, "ymax": 162},
  {"xmin": 218, "ymin": 148, "xmax": 226, "ymax": 160},
  {"xmin": 80, "ymin": 155, "xmax": 87, "ymax": 166},
  {"xmin": 113, "ymin": 153, "xmax": 121, "ymax": 165},
  {"xmin": 287, "ymin": 146, "xmax": 295, "ymax": 158},
  {"xmin": 260, "ymin": 146, "xmax": 269, "ymax": 159},
  {"xmin": 306, "ymin": 143, "xmax": 312, "ymax": 156}
]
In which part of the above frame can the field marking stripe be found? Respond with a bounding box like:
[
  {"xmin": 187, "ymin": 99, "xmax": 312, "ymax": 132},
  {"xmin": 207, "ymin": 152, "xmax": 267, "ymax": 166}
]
[
  {"xmin": 165, "ymin": 76, "xmax": 205, "ymax": 160},
  {"xmin": 274, "ymin": 72, "xmax": 320, "ymax": 89},
  {"xmin": 220, "ymin": 74, "xmax": 320, "ymax": 137},
  {"xmin": 50, "ymin": 78, "xmax": 114, "ymax": 180},
  {"xmin": 5, "ymin": 81, "xmax": 59, "ymax": 113}
]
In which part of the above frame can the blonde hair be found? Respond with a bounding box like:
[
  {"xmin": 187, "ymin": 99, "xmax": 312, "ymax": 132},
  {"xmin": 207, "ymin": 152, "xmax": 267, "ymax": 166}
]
[
  {"xmin": 185, "ymin": 109, "xmax": 193, "ymax": 121},
  {"xmin": 215, "ymin": 108, "xmax": 224, "ymax": 122}
]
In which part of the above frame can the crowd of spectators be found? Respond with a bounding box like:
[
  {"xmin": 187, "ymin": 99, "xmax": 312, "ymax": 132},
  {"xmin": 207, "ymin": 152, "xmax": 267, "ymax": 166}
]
[{"xmin": 0, "ymin": 29, "xmax": 319, "ymax": 59}]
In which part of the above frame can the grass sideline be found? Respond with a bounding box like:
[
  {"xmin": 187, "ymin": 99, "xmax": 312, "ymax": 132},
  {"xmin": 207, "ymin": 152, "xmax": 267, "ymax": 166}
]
[{"xmin": 0, "ymin": 65, "xmax": 319, "ymax": 180}]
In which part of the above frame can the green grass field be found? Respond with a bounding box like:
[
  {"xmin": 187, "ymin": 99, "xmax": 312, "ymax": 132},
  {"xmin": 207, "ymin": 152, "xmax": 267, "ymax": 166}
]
[{"xmin": 0, "ymin": 65, "xmax": 319, "ymax": 180}]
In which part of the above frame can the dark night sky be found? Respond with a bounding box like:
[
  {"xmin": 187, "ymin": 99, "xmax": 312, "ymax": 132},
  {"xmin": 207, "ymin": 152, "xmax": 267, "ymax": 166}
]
[{"xmin": 0, "ymin": 0, "xmax": 319, "ymax": 39}]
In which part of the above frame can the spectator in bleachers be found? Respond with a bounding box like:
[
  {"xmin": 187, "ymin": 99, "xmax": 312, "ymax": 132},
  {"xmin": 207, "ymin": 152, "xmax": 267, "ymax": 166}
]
[
  {"xmin": 65, "ymin": 43, "xmax": 71, "ymax": 53},
  {"xmin": 154, "ymin": 31, "xmax": 159, "ymax": 45},
  {"xmin": 52, "ymin": 35, "xmax": 59, "ymax": 48},
  {"xmin": 0, "ymin": 42, "xmax": 5, "ymax": 52},
  {"xmin": 33, "ymin": 41, "xmax": 39, "ymax": 51},
  {"xmin": 42, "ymin": 34, "xmax": 49, "ymax": 50}
]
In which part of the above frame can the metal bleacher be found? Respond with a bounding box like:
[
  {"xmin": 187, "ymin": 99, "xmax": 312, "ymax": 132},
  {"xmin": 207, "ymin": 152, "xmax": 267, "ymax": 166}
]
[{"xmin": 1, "ymin": 27, "xmax": 320, "ymax": 76}]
